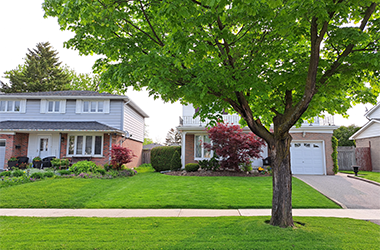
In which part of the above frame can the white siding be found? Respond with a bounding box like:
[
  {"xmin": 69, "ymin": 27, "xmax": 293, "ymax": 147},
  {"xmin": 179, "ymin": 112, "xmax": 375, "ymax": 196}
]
[
  {"xmin": 368, "ymin": 105, "xmax": 380, "ymax": 120},
  {"xmin": 123, "ymin": 103, "xmax": 145, "ymax": 142},
  {"xmin": 355, "ymin": 122, "xmax": 380, "ymax": 139},
  {"xmin": 1, "ymin": 99, "xmax": 124, "ymax": 130}
]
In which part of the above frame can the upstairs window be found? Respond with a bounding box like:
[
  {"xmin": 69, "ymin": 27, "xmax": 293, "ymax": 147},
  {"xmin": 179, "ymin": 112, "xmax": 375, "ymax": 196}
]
[
  {"xmin": 76, "ymin": 99, "xmax": 109, "ymax": 114},
  {"xmin": 83, "ymin": 101, "xmax": 104, "ymax": 113},
  {"xmin": 40, "ymin": 100, "xmax": 66, "ymax": 113},
  {"xmin": 0, "ymin": 100, "xmax": 25, "ymax": 113}
]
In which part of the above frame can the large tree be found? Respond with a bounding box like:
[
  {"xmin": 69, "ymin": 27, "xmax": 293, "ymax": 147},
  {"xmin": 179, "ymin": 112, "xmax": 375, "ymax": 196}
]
[
  {"xmin": 43, "ymin": 0, "xmax": 380, "ymax": 227},
  {"xmin": 333, "ymin": 125, "xmax": 361, "ymax": 146},
  {"xmin": 0, "ymin": 42, "xmax": 71, "ymax": 93}
]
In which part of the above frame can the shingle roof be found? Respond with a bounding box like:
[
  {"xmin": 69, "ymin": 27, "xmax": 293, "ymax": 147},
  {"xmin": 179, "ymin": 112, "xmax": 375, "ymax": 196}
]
[
  {"xmin": 0, "ymin": 121, "xmax": 123, "ymax": 133},
  {"xmin": 1, "ymin": 90, "xmax": 125, "ymax": 97},
  {"xmin": 143, "ymin": 143, "xmax": 164, "ymax": 150}
]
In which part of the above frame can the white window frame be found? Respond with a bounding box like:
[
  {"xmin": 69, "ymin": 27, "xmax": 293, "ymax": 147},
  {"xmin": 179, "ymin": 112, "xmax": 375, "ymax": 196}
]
[
  {"xmin": 194, "ymin": 134, "xmax": 212, "ymax": 160},
  {"xmin": 67, "ymin": 134, "xmax": 103, "ymax": 157},
  {"xmin": 40, "ymin": 100, "xmax": 66, "ymax": 113},
  {"xmin": 82, "ymin": 101, "xmax": 105, "ymax": 113},
  {"xmin": 0, "ymin": 100, "xmax": 25, "ymax": 113}
]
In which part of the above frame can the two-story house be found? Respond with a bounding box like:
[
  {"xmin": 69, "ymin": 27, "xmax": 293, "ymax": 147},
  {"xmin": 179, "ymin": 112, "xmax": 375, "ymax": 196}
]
[
  {"xmin": 179, "ymin": 104, "xmax": 337, "ymax": 175},
  {"xmin": 349, "ymin": 102, "xmax": 380, "ymax": 172},
  {"xmin": 0, "ymin": 91, "xmax": 148, "ymax": 169}
]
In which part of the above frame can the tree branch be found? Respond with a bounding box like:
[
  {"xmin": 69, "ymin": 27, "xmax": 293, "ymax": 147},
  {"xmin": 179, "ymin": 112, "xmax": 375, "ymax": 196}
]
[{"xmin": 138, "ymin": 0, "xmax": 165, "ymax": 46}]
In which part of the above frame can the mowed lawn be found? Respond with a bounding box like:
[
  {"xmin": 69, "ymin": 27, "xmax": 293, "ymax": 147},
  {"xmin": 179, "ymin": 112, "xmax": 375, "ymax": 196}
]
[
  {"xmin": 1, "ymin": 216, "xmax": 379, "ymax": 249},
  {"xmin": 340, "ymin": 170, "xmax": 380, "ymax": 184},
  {"xmin": 0, "ymin": 172, "xmax": 339, "ymax": 209}
]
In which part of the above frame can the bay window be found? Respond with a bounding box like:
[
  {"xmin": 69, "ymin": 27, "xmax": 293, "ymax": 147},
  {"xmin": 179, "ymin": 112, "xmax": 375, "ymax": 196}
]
[{"xmin": 67, "ymin": 135, "xmax": 103, "ymax": 156}]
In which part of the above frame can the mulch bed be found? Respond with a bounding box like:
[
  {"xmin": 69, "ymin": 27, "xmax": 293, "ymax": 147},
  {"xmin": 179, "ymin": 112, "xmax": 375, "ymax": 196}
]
[{"xmin": 164, "ymin": 169, "xmax": 271, "ymax": 177}]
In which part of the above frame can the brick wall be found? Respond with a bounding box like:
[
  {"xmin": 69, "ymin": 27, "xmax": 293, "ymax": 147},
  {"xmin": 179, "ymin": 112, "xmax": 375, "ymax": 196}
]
[
  {"xmin": 184, "ymin": 134, "xmax": 197, "ymax": 165},
  {"xmin": 121, "ymin": 138, "xmax": 143, "ymax": 168},
  {"xmin": 290, "ymin": 132, "xmax": 334, "ymax": 175},
  {"xmin": 0, "ymin": 134, "xmax": 15, "ymax": 168},
  {"xmin": 356, "ymin": 136, "xmax": 380, "ymax": 172}
]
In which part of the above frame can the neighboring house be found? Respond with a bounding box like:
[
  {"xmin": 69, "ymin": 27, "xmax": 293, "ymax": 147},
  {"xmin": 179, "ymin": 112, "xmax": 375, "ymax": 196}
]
[
  {"xmin": 0, "ymin": 91, "xmax": 148, "ymax": 169},
  {"xmin": 178, "ymin": 104, "xmax": 337, "ymax": 175},
  {"xmin": 349, "ymin": 102, "xmax": 380, "ymax": 172}
]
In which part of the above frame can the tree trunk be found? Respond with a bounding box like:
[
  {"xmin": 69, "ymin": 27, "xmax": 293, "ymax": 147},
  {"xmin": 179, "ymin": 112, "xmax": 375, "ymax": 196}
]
[{"xmin": 269, "ymin": 132, "xmax": 294, "ymax": 227}]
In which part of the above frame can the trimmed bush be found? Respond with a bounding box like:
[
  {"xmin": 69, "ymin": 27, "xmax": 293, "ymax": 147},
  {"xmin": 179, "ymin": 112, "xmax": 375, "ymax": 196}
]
[
  {"xmin": 170, "ymin": 150, "xmax": 182, "ymax": 171},
  {"xmin": 43, "ymin": 172, "xmax": 54, "ymax": 178},
  {"xmin": 0, "ymin": 171, "xmax": 11, "ymax": 177},
  {"xmin": 151, "ymin": 146, "xmax": 181, "ymax": 172},
  {"xmin": 57, "ymin": 170, "xmax": 72, "ymax": 175},
  {"xmin": 12, "ymin": 170, "xmax": 25, "ymax": 177},
  {"xmin": 97, "ymin": 169, "xmax": 106, "ymax": 175},
  {"xmin": 69, "ymin": 160, "xmax": 98, "ymax": 175},
  {"xmin": 185, "ymin": 163, "xmax": 199, "ymax": 172},
  {"xmin": 30, "ymin": 172, "xmax": 44, "ymax": 179}
]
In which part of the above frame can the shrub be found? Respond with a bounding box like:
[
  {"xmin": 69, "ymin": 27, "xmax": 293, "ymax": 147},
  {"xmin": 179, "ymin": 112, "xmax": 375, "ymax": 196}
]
[
  {"xmin": 97, "ymin": 169, "xmax": 106, "ymax": 175},
  {"xmin": 103, "ymin": 163, "xmax": 112, "ymax": 172},
  {"xmin": 0, "ymin": 171, "xmax": 11, "ymax": 177},
  {"xmin": 110, "ymin": 144, "xmax": 136, "ymax": 170},
  {"xmin": 12, "ymin": 170, "xmax": 25, "ymax": 177},
  {"xmin": 57, "ymin": 170, "xmax": 72, "ymax": 175},
  {"xmin": 30, "ymin": 172, "xmax": 44, "ymax": 179},
  {"xmin": 151, "ymin": 146, "xmax": 181, "ymax": 172},
  {"xmin": 51, "ymin": 158, "xmax": 70, "ymax": 169},
  {"xmin": 43, "ymin": 171, "xmax": 54, "ymax": 178},
  {"xmin": 117, "ymin": 169, "xmax": 136, "ymax": 177},
  {"xmin": 185, "ymin": 163, "xmax": 199, "ymax": 172},
  {"xmin": 204, "ymin": 123, "xmax": 265, "ymax": 171},
  {"xmin": 198, "ymin": 156, "xmax": 220, "ymax": 171},
  {"xmin": 170, "ymin": 150, "xmax": 182, "ymax": 171},
  {"xmin": 331, "ymin": 136, "xmax": 339, "ymax": 174},
  {"xmin": 69, "ymin": 160, "xmax": 98, "ymax": 175}
]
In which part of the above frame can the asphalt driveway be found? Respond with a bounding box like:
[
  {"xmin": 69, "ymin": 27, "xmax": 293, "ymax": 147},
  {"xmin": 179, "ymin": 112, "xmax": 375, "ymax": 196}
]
[{"xmin": 295, "ymin": 173, "xmax": 380, "ymax": 209}]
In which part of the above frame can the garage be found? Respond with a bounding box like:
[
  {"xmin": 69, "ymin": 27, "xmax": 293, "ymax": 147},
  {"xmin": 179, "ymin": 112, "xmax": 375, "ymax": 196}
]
[{"xmin": 290, "ymin": 141, "xmax": 325, "ymax": 175}]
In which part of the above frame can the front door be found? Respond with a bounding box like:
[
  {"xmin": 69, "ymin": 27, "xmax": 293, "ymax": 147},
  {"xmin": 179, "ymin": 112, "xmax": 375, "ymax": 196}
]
[{"xmin": 38, "ymin": 136, "xmax": 51, "ymax": 159}]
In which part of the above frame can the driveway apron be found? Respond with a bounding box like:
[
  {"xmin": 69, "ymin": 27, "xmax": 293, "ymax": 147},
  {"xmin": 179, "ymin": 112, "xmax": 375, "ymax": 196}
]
[{"xmin": 295, "ymin": 173, "xmax": 380, "ymax": 209}]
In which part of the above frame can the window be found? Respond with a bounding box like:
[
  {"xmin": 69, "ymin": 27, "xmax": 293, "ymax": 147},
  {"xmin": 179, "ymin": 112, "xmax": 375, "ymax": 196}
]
[
  {"xmin": 67, "ymin": 135, "xmax": 103, "ymax": 156},
  {"xmin": 195, "ymin": 135, "xmax": 211, "ymax": 159},
  {"xmin": 40, "ymin": 100, "xmax": 65, "ymax": 113},
  {"xmin": 47, "ymin": 101, "xmax": 60, "ymax": 113},
  {"xmin": 83, "ymin": 101, "xmax": 104, "ymax": 113},
  {"xmin": 0, "ymin": 100, "xmax": 22, "ymax": 112}
]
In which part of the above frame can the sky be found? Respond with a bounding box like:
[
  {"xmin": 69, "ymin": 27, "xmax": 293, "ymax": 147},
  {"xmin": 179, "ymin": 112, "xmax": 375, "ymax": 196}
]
[{"xmin": 0, "ymin": 1, "xmax": 377, "ymax": 142}]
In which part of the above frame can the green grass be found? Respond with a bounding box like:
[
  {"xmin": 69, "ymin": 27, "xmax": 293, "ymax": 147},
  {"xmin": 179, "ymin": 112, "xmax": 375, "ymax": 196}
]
[
  {"xmin": 340, "ymin": 170, "xmax": 380, "ymax": 183},
  {"xmin": 0, "ymin": 216, "xmax": 378, "ymax": 249},
  {"xmin": 0, "ymin": 173, "xmax": 339, "ymax": 209}
]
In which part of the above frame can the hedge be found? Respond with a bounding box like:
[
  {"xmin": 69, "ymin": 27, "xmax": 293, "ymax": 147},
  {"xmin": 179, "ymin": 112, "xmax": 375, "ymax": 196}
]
[{"xmin": 151, "ymin": 146, "xmax": 181, "ymax": 172}]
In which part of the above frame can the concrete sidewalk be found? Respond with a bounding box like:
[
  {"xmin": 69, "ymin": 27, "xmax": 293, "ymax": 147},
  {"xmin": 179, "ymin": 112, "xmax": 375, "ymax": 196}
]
[{"xmin": 0, "ymin": 208, "xmax": 379, "ymax": 220}]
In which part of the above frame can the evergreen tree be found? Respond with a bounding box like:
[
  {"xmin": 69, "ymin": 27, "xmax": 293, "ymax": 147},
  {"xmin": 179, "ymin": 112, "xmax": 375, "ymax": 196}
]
[
  {"xmin": 0, "ymin": 42, "xmax": 71, "ymax": 93},
  {"xmin": 165, "ymin": 128, "xmax": 182, "ymax": 146}
]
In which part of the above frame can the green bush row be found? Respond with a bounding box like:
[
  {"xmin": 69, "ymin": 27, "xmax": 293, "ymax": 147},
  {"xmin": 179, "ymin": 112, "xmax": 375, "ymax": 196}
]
[{"xmin": 151, "ymin": 146, "xmax": 181, "ymax": 172}]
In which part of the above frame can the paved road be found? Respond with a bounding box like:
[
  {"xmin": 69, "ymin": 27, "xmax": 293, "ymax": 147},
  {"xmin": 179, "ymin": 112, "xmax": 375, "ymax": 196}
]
[{"xmin": 295, "ymin": 173, "xmax": 380, "ymax": 209}]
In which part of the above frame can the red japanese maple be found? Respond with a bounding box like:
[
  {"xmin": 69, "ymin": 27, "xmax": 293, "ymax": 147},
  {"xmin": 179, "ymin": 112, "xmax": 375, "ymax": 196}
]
[
  {"xmin": 204, "ymin": 123, "xmax": 265, "ymax": 171},
  {"xmin": 110, "ymin": 144, "xmax": 136, "ymax": 170}
]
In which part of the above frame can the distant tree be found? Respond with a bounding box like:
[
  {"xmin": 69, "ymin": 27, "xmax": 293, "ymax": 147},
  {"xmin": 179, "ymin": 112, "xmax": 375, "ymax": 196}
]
[
  {"xmin": 204, "ymin": 123, "xmax": 265, "ymax": 172},
  {"xmin": 165, "ymin": 128, "xmax": 182, "ymax": 146},
  {"xmin": 0, "ymin": 42, "xmax": 71, "ymax": 93},
  {"xmin": 333, "ymin": 125, "xmax": 361, "ymax": 147},
  {"xmin": 143, "ymin": 138, "xmax": 154, "ymax": 146}
]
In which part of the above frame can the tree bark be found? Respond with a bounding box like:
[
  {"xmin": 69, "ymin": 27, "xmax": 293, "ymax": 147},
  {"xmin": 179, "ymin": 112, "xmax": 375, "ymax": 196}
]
[{"xmin": 269, "ymin": 132, "xmax": 294, "ymax": 227}]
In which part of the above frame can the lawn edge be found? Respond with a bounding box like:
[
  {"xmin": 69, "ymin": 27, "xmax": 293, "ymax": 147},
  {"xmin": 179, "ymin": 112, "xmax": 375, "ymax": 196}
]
[{"xmin": 347, "ymin": 174, "xmax": 380, "ymax": 186}]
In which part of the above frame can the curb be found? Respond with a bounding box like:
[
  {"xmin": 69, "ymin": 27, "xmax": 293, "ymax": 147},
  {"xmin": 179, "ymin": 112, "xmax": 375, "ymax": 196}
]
[
  {"xmin": 294, "ymin": 176, "xmax": 347, "ymax": 209},
  {"xmin": 347, "ymin": 175, "xmax": 380, "ymax": 187}
]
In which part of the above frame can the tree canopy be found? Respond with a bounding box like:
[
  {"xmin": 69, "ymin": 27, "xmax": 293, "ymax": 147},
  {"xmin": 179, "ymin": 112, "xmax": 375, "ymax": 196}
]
[
  {"xmin": 0, "ymin": 42, "xmax": 71, "ymax": 93},
  {"xmin": 333, "ymin": 125, "xmax": 361, "ymax": 146},
  {"xmin": 43, "ymin": 0, "xmax": 380, "ymax": 227}
]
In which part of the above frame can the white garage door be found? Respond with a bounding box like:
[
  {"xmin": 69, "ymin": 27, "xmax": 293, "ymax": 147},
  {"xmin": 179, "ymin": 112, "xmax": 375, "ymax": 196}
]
[{"xmin": 290, "ymin": 141, "xmax": 324, "ymax": 175}]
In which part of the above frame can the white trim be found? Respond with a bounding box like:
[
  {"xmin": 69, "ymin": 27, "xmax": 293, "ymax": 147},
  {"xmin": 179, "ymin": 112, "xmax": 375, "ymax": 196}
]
[
  {"xmin": 349, "ymin": 120, "xmax": 380, "ymax": 140},
  {"xmin": 364, "ymin": 102, "xmax": 380, "ymax": 119},
  {"xmin": 0, "ymin": 132, "xmax": 16, "ymax": 135},
  {"xmin": 194, "ymin": 134, "xmax": 212, "ymax": 160},
  {"xmin": 66, "ymin": 134, "xmax": 104, "ymax": 157}
]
